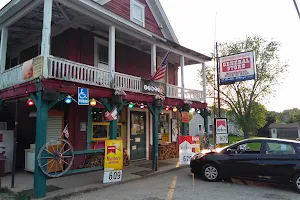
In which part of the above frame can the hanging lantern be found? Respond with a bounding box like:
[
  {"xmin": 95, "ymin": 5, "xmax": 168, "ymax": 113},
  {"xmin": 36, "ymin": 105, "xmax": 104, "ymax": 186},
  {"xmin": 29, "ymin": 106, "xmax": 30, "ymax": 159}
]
[
  {"xmin": 140, "ymin": 103, "xmax": 145, "ymax": 109},
  {"xmin": 197, "ymin": 109, "xmax": 201, "ymax": 114},
  {"xmin": 128, "ymin": 102, "xmax": 134, "ymax": 108},
  {"xmin": 173, "ymin": 107, "xmax": 178, "ymax": 112},
  {"xmin": 27, "ymin": 98, "xmax": 34, "ymax": 106},
  {"xmin": 165, "ymin": 106, "xmax": 169, "ymax": 111},
  {"xmin": 65, "ymin": 95, "xmax": 72, "ymax": 104},
  {"xmin": 189, "ymin": 108, "xmax": 195, "ymax": 113},
  {"xmin": 90, "ymin": 98, "xmax": 97, "ymax": 106}
]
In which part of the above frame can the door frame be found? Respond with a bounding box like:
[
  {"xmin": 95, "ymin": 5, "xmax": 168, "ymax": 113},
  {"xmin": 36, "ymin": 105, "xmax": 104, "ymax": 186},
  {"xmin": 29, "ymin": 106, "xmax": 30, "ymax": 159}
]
[{"xmin": 127, "ymin": 107, "xmax": 149, "ymax": 160}]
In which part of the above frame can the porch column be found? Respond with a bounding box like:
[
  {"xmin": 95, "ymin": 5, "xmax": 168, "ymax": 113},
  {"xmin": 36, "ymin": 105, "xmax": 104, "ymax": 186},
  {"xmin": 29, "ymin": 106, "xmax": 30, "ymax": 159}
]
[
  {"xmin": 0, "ymin": 99, "xmax": 4, "ymax": 116},
  {"xmin": 0, "ymin": 27, "xmax": 8, "ymax": 73},
  {"xmin": 202, "ymin": 62, "xmax": 207, "ymax": 102},
  {"xmin": 109, "ymin": 25, "xmax": 116, "ymax": 87},
  {"xmin": 32, "ymin": 91, "xmax": 49, "ymax": 198},
  {"xmin": 180, "ymin": 55, "xmax": 185, "ymax": 99},
  {"xmin": 41, "ymin": 0, "xmax": 53, "ymax": 78},
  {"xmin": 148, "ymin": 104, "xmax": 163, "ymax": 171},
  {"xmin": 151, "ymin": 44, "xmax": 156, "ymax": 76}
]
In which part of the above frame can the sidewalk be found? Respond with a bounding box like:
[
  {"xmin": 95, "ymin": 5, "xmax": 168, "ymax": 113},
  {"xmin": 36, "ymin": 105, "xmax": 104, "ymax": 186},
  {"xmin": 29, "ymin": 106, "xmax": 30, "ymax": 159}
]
[{"xmin": 1, "ymin": 158, "xmax": 188, "ymax": 200}]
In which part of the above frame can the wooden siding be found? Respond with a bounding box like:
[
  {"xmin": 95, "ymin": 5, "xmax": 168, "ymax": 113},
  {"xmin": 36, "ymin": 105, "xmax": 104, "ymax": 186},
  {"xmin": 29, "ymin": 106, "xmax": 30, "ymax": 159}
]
[{"xmin": 104, "ymin": 0, "xmax": 164, "ymax": 37}]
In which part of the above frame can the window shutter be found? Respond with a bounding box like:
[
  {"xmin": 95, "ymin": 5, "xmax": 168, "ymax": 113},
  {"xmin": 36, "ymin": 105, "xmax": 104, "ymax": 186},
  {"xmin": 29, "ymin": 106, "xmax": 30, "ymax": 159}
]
[{"xmin": 47, "ymin": 116, "xmax": 62, "ymax": 142}]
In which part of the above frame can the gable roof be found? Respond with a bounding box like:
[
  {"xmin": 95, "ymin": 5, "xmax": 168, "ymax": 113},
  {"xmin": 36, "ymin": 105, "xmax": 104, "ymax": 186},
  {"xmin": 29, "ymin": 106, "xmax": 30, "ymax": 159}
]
[
  {"xmin": 146, "ymin": 0, "xmax": 179, "ymax": 44},
  {"xmin": 269, "ymin": 123, "xmax": 300, "ymax": 129}
]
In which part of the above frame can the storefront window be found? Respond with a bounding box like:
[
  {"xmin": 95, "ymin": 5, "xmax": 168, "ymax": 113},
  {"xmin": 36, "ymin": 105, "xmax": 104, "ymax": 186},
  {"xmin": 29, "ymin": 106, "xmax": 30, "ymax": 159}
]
[
  {"xmin": 159, "ymin": 113, "xmax": 170, "ymax": 142},
  {"xmin": 91, "ymin": 108, "xmax": 122, "ymax": 140}
]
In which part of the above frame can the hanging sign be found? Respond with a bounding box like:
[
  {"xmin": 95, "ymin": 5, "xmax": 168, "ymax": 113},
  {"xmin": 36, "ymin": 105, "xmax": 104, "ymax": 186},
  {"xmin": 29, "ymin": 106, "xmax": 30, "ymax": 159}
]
[
  {"xmin": 181, "ymin": 112, "xmax": 189, "ymax": 123},
  {"xmin": 77, "ymin": 87, "xmax": 89, "ymax": 105},
  {"xmin": 22, "ymin": 56, "xmax": 43, "ymax": 80},
  {"xmin": 105, "ymin": 106, "xmax": 118, "ymax": 121},
  {"xmin": 103, "ymin": 140, "xmax": 123, "ymax": 183},
  {"xmin": 141, "ymin": 79, "xmax": 166, "ymax": 95},
  {"xmin": 219, "ymin": 51, "xmax": 256, "ymax": 85},
  {"xmin": 215, "ymin": 118, "xmax": 228, "ymax": 144},
  {"xmin": 179, "ymin": 136, "xmax": 200, "ymax": 165}
]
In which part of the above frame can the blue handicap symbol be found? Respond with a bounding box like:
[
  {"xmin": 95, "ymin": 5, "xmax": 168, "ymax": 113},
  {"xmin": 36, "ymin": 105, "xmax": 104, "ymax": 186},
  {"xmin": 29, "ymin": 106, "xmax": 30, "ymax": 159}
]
[{"xmin": 78, "ymin": 87, "xmax": 89, "ymax": 105}]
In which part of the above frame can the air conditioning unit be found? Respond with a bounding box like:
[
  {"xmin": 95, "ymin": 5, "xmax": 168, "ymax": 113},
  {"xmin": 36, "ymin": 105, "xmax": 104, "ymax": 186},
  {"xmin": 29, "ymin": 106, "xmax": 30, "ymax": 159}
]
[{"xmin": 0, "ymin": 122, "xmax": 7, "ymax": 130}]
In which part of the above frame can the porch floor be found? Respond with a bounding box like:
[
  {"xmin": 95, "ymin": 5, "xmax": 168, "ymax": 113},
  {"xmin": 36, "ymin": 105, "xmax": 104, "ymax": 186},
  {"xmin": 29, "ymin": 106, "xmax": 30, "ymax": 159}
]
[{"xmin": 1, "ymin": 158, "xmax": 183, "ymax": 199}]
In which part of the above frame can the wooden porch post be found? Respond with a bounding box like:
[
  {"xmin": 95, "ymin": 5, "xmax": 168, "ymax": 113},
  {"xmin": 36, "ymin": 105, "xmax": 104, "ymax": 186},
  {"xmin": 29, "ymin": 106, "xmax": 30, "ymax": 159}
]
[
  {"xmin": 180, "ymin": 56, "xmax": 185, "ymax": 99},
  {"xmin": 31, "ymin": 91, "xmax": 66, "ymax": 198},
  {"xmin": 148, "ymin": 104, "xmax": 163, "ymax": 171},
  {"xmin": 0, "ymin": 27, "xmax": 8, "ymax": 73},
  {"xmin": 151, "ymin": 44, "xmax": 156, "ymax": 76},
  {"xmin": 109, "ymin": 25, "xmax": 116, "ymax": 87},
  {"xmin": 41, "ymin": 0, "xmax": 53, "ymax": 78}
]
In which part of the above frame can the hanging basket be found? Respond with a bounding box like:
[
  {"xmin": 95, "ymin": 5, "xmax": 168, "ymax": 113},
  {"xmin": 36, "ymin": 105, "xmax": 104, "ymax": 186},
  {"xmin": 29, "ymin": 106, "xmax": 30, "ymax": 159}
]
[
  {"xmin": 112, "ymin": 94, "xmax": 123, "ymax": 104},
  {"xmin": 182, "ymin": 103, "xmax": 190, "ymax": 112},
  {"xmin": 154, "ymin": 99, "xmax": 163, "ymax": 107}
]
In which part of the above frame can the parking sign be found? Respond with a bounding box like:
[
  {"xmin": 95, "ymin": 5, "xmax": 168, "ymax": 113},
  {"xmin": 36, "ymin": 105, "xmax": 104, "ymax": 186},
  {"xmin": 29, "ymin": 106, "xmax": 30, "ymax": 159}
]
[{"xmin": 78, "ymin": 87, "xmax": 89, "ymax": 105}]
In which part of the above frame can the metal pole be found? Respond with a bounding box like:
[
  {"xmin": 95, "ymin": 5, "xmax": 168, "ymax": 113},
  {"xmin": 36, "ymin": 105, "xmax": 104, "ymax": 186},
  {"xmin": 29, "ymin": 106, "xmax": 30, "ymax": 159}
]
[
  {"xmin": 216, "ymin": 42, "xmax": 221, "ymax": 118},
  {"xmin": 11, "ymin": 100, "xmax": 19, "ymax": 188}
]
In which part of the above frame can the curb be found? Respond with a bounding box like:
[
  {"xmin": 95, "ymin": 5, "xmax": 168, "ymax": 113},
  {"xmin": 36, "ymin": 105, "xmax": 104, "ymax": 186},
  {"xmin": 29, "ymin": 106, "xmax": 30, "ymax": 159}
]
[{"xmin": 38, "ymin": 165, "xmax": 189, "ymax": 200}]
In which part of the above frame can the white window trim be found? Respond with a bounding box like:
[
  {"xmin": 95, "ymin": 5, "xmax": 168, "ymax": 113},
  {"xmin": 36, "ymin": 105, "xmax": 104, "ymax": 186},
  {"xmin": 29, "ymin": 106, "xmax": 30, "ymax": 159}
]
[
  {"xmin": 130, "ymin": 0, "xmax": 146, "ymax": 27},
  {"xmin": 93, "ymin": 37, "xmax": 109, "ymax": 68}
]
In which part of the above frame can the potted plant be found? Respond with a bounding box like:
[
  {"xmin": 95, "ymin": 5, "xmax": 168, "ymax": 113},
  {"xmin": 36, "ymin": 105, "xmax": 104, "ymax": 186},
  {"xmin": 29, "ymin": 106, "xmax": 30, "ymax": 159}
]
[
  {"xmin": 112, "ymin": 88, "xmax": 126, "ymax": 104},
  {"xmin": 154, "ymin": 94, "xmax": 165, "ymax": 106}
]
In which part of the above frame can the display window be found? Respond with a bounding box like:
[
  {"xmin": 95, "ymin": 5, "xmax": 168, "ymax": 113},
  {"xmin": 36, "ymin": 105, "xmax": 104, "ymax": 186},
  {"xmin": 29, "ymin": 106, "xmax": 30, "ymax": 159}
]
[{"xmin": 158, "ymin": 113, "xmax": 170, "ymax": 143}]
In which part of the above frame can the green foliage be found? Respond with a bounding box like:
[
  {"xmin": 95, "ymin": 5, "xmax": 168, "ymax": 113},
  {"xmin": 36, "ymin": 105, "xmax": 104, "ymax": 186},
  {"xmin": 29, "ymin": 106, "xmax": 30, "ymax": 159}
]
[
  {"xmin": 200, "ymin": 35, "xmax": 288, "ymax": 138},
  {"xmin": 288, "ymin": 109, "xmax": 300, "ymax": 123}
]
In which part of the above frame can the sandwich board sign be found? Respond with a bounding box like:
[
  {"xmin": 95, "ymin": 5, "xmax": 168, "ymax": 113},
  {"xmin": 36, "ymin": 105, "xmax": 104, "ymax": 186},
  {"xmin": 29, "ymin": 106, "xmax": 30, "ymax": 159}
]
[
  {"xmin": 215, "ymin": 118, "xmax": 228, "ymax": 144},
  {"xmin": 179, "ymin": 136, "xmax": 200, "ymax": 165}
]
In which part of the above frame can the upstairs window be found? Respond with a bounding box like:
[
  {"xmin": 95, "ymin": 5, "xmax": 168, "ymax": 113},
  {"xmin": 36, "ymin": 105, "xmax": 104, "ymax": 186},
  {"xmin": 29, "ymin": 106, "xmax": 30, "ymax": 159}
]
[
  {"xmin": 130, "ymin": 0, "xmax": 145, "ymax": 27},
  {"xmin": 94, "ymin": 37, "xmax": 109, "ymax": 71}
]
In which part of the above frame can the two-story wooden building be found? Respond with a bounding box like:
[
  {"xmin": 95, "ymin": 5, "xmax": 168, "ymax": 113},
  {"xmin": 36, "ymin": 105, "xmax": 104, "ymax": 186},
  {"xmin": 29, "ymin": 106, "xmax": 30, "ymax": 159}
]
[{"xmin": 0, "ymin": 0, "xmax": 210, "ymax": 198}]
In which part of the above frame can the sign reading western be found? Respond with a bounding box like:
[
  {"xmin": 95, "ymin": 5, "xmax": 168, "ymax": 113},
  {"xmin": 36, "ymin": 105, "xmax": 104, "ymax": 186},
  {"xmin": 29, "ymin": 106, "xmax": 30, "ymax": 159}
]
[
  {"xmin": 103, "ymin": 140, "xmax": 123, "ymax": 183},
  {"xmin": 219, "ymin": 51, "xmax": 256, "ymax": 85},
  {"xmin": 179, "ymin": 136, "xmax": 200, "ymax": 165},
  {"xmin": 215, "ymin": 118, "xmax": 228, "ymax": 144},
  {"xmin": 141, "ymin": 79, "xmax": 166, "ymax": 96}
]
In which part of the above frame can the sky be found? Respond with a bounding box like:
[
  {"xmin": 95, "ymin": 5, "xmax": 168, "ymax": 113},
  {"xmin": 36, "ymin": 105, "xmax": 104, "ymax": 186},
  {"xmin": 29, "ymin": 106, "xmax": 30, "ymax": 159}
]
[
  {"xmin": 0, "ymin": 0, "xmax": 299, "ymax": 112},
  {"xmin": 160, "ymin": 0, "xmax": 300, "ymax": 112}
]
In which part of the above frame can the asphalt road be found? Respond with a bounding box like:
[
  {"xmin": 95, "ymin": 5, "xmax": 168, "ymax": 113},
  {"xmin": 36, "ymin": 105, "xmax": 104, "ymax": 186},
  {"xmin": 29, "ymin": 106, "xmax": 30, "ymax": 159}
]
[{"xmin": 64, "ymin": 168, "xmax": 300, "ymax": 200}]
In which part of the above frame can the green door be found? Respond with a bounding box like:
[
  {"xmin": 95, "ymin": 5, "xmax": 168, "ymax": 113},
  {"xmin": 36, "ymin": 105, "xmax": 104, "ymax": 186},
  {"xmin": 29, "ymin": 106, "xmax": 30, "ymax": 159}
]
[{"xmin": 130, "ymin": 111, "xmax": 146, "ymax": 160}]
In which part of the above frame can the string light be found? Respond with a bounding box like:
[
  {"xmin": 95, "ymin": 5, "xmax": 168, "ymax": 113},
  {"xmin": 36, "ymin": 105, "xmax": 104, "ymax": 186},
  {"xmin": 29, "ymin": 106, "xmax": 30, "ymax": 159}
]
[
  {"xmin": 65, "ymin": 95, "xmax": 73, "ymax": 104},
  {"xmin": 173, "ymin": 107, "xmax": 178, "ymax": 112},
  {"xmin": 165, "ymin": 106, "xmax": 169, "ymax": 111},
  {"xmin": 128, "ymin": 102, "xmax": 134, "ymax": 108},
  {"xmin": 189, "ymin": 108, "xmax": 195, "ymax": 113},
  {"xmin": 27, "ymin": 98, "xmax": 34, "ymax": 106},
  {"xmin": 90, "ymin": 98, "xmax": 97, "ymax": 106},
  {"xmin": 140, "ymin": 103, "xmax": 145, "ymax": 109}
]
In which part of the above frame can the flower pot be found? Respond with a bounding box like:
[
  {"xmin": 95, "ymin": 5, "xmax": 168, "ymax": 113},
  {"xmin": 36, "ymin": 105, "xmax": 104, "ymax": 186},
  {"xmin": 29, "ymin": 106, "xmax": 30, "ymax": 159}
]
[
  {"xmin": 154, "ymin": 99, "xmax": 163, "ymax": 107},
  {"xmin": 112, "ymin": 95, "xmax": 123, "ymax": 104}
]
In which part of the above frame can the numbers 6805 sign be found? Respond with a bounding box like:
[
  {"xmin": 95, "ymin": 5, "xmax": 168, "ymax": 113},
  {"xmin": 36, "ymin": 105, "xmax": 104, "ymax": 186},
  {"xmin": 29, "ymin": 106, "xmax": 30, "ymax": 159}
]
[{"xmin": 103, "ymin": 170, "xmax": 122, "ymax": 183}]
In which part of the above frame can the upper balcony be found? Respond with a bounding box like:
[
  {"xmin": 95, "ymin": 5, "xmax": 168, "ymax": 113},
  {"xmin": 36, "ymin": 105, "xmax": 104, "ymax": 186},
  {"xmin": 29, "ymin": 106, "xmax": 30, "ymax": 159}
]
[{"xmin": 0, "ymin": 0, "xmax": 211, "ymax": 102}]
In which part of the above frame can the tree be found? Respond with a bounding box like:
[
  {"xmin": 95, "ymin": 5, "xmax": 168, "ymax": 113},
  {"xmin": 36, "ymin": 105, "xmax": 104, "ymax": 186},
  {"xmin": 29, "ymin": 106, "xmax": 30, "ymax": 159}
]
[
  {"xmin": 289, "ymin": 109, "xmax": 300, "ymax": 123},
  {"xmin": 200, "ymin": 35, "xmax": 288, "ymax": 138}
]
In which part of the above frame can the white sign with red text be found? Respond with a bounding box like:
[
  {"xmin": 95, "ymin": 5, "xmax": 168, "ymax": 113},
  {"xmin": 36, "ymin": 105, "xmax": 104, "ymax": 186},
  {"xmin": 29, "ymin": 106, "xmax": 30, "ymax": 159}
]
[
  {"xmin": 215, "ymin": 118, "xmax": 228, "ymax": 144},
  {"xmin": 219, "ymin": 51, "xmax": 256, "ymax": 85}
]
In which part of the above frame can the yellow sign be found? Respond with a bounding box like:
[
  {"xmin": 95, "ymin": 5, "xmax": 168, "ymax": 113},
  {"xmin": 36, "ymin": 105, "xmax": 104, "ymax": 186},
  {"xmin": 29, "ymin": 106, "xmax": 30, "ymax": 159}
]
[{"xmin": 104, "ymin": 140, "xmax": 123, "ymax": 171}]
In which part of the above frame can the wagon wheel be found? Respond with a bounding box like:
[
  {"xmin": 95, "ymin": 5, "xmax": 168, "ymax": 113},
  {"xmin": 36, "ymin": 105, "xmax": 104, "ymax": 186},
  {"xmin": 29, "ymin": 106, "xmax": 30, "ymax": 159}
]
[{"xmin": 37, "ymin": 138, "xmax": 74, "ymax": 178}]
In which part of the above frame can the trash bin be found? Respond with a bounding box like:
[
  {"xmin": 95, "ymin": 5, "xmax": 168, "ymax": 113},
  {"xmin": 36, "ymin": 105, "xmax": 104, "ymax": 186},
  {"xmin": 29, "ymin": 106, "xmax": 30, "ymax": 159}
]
[{"xmin": 0, "ymin": 156, "xmax": 6, "ymax": 177}]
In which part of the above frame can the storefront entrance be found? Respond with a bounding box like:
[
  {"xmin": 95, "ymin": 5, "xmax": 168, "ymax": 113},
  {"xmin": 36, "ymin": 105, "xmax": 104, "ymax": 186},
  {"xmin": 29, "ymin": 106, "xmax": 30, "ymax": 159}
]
[{"xmin": 130, "ymin": 111, "xmax": 146, "ymax": 160}]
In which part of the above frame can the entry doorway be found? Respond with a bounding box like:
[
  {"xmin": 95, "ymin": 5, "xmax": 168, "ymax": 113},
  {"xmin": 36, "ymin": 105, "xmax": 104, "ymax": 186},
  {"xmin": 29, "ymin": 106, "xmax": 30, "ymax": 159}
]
[{"xmin": 130, "ymin": 111, "xmax": 146, "ymax": 160}]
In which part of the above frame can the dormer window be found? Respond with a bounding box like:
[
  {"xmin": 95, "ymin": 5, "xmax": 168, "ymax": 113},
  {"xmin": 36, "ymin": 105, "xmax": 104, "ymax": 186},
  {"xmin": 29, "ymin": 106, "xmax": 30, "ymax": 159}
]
[{"xmin": 130, "ymin": 0, "xmax": 145, "ymax": 27}]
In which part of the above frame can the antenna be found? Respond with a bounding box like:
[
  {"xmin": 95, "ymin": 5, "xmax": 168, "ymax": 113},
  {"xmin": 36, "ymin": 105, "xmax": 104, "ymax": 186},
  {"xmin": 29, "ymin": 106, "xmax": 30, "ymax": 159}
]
[
  {"xmin": 213, "ymin": 12, "xmax": 217, "ymax": 116},
  {"xmin": 293, "ymin": 0, "xmax": 300, "ymax": 19}
]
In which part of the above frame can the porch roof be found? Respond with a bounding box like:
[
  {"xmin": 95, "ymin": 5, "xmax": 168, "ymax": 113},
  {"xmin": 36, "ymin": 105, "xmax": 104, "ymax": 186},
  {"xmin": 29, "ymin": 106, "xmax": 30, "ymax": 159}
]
[{"xmin": 0, "ymin": 0, "xmax": 212, "ymax": 65}]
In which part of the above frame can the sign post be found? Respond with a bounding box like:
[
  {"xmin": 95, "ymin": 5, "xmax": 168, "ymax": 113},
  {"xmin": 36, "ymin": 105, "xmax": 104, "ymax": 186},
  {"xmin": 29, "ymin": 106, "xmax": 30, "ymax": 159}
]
[{"xmin": 103, "ymin": 140, "xmax": 123, "ymax": 183}]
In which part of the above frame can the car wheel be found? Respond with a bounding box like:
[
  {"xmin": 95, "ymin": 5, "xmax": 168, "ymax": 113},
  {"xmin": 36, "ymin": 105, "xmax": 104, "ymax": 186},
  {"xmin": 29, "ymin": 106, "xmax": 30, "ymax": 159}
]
[
  {"xmin": 202, "ymin": 164, "xmax": 220, "ymax": 182},
  {"xmin": 292, "ymin": 173, "xmax": 300, "ymax": 193}
]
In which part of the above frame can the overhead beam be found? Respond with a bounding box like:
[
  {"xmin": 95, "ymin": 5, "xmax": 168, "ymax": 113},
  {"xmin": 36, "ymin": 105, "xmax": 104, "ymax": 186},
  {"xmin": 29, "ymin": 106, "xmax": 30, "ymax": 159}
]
[{"xmin": 55, "ymin": 2, "xmax": 72, "ymax": 23}]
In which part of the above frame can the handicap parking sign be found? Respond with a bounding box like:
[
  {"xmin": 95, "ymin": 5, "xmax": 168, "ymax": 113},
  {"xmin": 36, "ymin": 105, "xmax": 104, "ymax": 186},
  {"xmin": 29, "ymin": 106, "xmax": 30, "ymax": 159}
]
[{"xmin": 78, "ymin": 87, "xmax": 89, "ymax": 105}]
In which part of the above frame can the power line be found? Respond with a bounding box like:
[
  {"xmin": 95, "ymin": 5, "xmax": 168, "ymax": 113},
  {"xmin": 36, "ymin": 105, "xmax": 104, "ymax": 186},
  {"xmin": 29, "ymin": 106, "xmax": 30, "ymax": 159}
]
[{"xmin": 294, "ymin": 0, "xmax": 300, "ymax": 19}]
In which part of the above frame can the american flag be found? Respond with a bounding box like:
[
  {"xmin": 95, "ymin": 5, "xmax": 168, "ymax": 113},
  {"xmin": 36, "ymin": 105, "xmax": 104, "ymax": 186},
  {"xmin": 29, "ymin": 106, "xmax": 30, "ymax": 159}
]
[
  {"xmin": 63, "ymin": 124, "xmax": 69, "ymax": 139},
  {"xmin": 150, "ymin": 51, "xmax": 170, "ymax": 80}
]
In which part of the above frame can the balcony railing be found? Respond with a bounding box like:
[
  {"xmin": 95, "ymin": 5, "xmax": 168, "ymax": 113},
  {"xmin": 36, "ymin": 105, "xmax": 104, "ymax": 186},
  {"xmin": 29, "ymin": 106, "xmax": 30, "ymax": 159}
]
[{"xmin": 0, "ymin": 56, "xmax": 205, "ymax": 102}]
